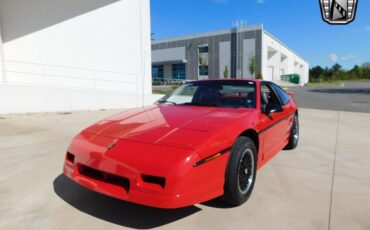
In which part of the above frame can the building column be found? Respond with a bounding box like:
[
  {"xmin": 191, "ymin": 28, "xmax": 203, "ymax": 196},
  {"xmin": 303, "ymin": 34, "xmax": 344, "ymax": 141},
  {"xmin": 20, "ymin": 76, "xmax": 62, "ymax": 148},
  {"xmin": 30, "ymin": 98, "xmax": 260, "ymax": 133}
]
[
  {"xmin": 0, "ymin": 18, "xmax": 6, "ymax": 83},
  {"xmin": 230, "ymin": 28, "xmax": 238, "ymax": 78},
  {"xmin": 163, "ymin": 64, "xmax": 172, "ymax": 81},
  {"xmin": 261, "ymin": 32, "xmax": 266, "ymax": 80},
  {"xmin": 138, "ymin": 0, "xmax": 152, "ymax": 106},
  {"xmin": 276, "ymin": 51, "xmax": 281, "ymax": 81}
]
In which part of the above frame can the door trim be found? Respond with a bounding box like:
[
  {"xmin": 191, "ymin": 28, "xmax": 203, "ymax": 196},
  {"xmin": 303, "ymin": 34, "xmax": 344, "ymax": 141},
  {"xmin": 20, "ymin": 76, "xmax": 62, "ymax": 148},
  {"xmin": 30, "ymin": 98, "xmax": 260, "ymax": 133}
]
[{"xmin": 258, "ymin": 112, "xmax": 295, "ymax": 134}]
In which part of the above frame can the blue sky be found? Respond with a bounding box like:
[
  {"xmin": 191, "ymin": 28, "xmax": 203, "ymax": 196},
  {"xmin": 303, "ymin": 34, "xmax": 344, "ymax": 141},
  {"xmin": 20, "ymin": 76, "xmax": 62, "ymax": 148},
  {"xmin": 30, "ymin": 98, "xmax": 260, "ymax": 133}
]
[{"xmin": 150, "ymin": 0, "xmax": 370, "ymax": 70}]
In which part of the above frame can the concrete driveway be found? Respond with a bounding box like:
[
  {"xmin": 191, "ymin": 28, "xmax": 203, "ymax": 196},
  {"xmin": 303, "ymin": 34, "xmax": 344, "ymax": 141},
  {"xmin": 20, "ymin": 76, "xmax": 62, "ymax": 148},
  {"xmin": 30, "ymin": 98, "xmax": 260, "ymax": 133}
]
[{"xmin": 0, "ymin": 108, "xmax": 369, "ymax": 230}]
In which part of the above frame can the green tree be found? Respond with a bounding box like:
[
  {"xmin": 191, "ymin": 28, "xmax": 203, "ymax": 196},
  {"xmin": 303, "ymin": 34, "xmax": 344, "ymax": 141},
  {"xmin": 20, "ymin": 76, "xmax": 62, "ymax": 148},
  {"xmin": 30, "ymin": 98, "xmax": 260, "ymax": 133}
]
[
  {"xmin": 309, "ymin": 66, "xmax": 324, "ymax": 82},
  {"xmin": 309, "ymin": 62, "xmax": 370, "ymax": 82},
  {"xmin": 361, "ymin": 63, "xmax": 370, "ymax": 79},
  {"xmin": 223, "ymin": 66, "xmax": 229, "ymax": 79},
  {"xmin": 361, "ymin": 62, "xmax": 370, "ymax": 69},
  {"xmin": 331, "ymin": 63, "xmax": 342, "ymax": 73},
  {"xmin": 329, "ymin": 63, "xmax": 343, "ymax": 81},
  {"xmin": 248, "ymin": 55, "xmax": 256, "ymax": 77},
  {"xmin": 349, "ymin": 65, "xmax": 362, "ymax": 79}
]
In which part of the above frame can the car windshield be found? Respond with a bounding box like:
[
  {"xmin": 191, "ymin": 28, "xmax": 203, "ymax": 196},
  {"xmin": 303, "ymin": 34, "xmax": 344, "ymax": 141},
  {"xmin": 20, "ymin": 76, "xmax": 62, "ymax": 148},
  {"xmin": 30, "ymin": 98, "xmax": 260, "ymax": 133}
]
[{"xmin": 157, "ymin": 80, "xmax": 256, "ymax": 108}]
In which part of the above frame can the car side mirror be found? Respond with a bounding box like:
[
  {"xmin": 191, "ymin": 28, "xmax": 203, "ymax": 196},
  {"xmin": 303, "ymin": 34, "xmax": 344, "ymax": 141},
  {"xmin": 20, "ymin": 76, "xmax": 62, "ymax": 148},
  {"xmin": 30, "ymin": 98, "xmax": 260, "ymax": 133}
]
[{"xmin": 263, "ymin": 104, "xmax": 283, "ymax": 116}]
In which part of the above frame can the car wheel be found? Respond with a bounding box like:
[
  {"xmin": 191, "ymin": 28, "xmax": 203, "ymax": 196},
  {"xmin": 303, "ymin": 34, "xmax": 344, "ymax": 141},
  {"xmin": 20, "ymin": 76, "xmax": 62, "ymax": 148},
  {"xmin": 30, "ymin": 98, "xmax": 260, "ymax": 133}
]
[
  {"xmin": 284, "ymin": 113, "xmax": 299, "ymax": 150},
  {"xmin": 222, "ymin": 136, "xmax": 257, "ymax": 206}
]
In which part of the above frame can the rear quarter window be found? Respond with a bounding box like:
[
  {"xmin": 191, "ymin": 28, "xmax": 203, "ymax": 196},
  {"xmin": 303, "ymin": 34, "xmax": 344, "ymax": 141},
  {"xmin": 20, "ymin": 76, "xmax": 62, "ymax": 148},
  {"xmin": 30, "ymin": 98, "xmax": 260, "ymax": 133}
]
[{"xmin": 270, "ymin": 83, "xmax": 291, "ymax": 105}]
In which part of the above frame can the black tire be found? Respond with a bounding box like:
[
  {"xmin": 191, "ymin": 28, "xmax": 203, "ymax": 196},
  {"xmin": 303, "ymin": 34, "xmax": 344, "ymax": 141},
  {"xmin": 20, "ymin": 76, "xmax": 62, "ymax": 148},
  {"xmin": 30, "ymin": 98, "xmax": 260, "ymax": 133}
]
[
  {"xmin": 222, "ymin": 136, "xmax": 257, "ymax": 206},
  {"xmin": 284, "ymin": 113, "xmax": 299, "ymax": 150}
]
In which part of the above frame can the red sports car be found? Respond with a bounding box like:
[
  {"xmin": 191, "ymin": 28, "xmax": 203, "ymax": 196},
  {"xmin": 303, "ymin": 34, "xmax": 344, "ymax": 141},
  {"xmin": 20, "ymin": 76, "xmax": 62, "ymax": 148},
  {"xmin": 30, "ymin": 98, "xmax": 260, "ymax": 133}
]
[{"xmin": 63, "ymin": 79, "xmax": 299, "ymax": 209}]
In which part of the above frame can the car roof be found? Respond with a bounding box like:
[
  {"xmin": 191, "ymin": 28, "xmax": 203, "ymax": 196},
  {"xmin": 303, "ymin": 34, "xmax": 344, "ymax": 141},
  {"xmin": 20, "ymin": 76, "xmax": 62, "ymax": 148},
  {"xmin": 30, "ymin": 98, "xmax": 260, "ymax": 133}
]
[{"xmin": 185, "ymin": 79, "xmax": 261, "ymax": 83}]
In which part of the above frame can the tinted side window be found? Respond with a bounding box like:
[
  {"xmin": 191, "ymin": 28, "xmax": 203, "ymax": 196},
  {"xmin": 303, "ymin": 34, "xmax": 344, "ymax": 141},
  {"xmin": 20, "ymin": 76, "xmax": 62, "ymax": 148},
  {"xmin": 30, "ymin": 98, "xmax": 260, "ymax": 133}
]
[
  {"xmin": 270, "ymin": 83, "xmax": 290, "ymax": 105},
  {"xmin": 260, "ymin": 84, "xmax": 281, "ymax": 107}
]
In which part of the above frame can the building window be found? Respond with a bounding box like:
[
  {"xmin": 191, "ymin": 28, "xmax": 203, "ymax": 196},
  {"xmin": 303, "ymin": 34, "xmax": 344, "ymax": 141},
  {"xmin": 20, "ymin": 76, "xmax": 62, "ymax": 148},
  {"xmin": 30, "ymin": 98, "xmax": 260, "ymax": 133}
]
[
  {"xmin": 198, "ymin": 45, "xmax": 209, "ymax": 77},
  {"xmin": 172, "ymin": 63, "xmax": 186, "ymax": 81},
  {"xmin": 152, "ymin": 65, "xmax": 164, "ymax": 82},
  {"xmin": 198, "ymin": 46, "xmax": 208, "ymax": 53}
]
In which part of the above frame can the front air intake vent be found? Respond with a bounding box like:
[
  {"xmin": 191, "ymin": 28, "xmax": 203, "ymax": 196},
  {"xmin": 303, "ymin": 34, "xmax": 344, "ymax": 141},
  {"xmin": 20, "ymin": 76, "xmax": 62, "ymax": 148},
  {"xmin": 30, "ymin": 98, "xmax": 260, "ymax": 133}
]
[
  {"xmin": 66, "ymin": 152, "xmax": 75, "ymax": 163},
  {"xmin": 78, "ymin": 164, "xmax": 130, "ymax": 192},
  {"xmin": 141, "ymin": 174, "xmax": 166, "ymax": 188}
]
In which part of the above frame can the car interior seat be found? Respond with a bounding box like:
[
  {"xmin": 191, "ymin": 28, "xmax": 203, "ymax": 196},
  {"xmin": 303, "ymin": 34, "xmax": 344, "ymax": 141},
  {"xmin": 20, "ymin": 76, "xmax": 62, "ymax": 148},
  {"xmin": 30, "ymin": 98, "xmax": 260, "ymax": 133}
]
[{"xmin": 196, "ymin": 86, "xmax": 221, "ymax": 105}]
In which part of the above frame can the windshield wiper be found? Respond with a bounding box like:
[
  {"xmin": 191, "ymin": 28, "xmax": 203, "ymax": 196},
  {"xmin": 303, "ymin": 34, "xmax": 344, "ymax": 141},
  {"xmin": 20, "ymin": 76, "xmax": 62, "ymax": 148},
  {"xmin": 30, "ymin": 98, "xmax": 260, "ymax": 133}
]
[{"xmin": 157, "ymin": 100, "xmax": 177, "ymax": 105}]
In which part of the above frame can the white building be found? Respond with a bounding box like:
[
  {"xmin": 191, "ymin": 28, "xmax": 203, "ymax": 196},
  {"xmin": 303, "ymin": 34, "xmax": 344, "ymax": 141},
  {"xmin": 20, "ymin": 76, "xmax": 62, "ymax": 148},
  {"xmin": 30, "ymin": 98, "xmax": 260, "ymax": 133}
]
[
  {"xmin": 262, "ymin": 31, "xmax": 309, "ymax": 85},
  {"xmin": 0, "ymin": 0, "xmax": 155, "ymax": 114},
  {"xmin": 152, "ymin": 25, "xmax": 309, "ymax": 85}
]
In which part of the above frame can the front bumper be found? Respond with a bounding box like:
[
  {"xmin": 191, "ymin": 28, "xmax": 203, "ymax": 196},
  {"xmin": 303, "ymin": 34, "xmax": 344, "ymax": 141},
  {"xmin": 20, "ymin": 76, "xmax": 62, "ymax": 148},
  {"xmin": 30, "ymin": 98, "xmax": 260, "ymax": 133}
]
[{"xmin": 63, "ymin": 132, "xmax": 229, "ymax": 209}]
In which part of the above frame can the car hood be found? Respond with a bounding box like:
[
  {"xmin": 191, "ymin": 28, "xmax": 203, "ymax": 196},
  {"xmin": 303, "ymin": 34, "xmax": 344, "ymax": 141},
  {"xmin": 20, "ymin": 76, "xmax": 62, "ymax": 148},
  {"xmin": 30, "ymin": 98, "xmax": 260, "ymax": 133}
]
[{"xmin": 83, "ymin": 105, "xmax": 252, "ymax": 149}]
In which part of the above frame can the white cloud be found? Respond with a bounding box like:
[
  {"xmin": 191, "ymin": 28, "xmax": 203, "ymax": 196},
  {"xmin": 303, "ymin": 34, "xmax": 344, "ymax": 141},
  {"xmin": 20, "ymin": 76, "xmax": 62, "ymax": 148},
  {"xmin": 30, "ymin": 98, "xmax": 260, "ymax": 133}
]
[
  {"xmin": 212, "ymin": 0, "xmax": 229, "ymax": 4},
  {"xmin": 366, "ymin": 26, "xmax": 370, "ymax": 31},
  {"xmin": 329, "ymin": 53, "xmax": 357, "ymax": 62},
  {"xmin": 257, "ymin": 0, "xmax": 265, "ymax": 3},
  {"xmin": 341, "ymin": 54, "xmax": 357, "ymax": 61},
  {"xmin": 329, "ymin": 53, "xmax": 338, "ymax": 62}
]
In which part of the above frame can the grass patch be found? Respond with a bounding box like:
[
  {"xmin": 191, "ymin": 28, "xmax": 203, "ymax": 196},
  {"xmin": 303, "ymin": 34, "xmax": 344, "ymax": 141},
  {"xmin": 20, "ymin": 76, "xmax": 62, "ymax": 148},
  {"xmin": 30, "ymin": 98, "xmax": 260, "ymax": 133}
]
[
  {"xmin": 152, "ymin": 85, "xmax": 179, "ymax": 95},
  {"xmin": 343, "ymin": 79, "xmax": 370, "ymax": 82},
  {"xmin": 152, "ymin": 90, "xmax": 168, "ymax": 95},
  {"xmin": 305, "ymin": 81, "xmax": 343, "ymax": 87},
  {"xmin": 305, "ymin": 78, "xmax": 370, "ymax": 87}
]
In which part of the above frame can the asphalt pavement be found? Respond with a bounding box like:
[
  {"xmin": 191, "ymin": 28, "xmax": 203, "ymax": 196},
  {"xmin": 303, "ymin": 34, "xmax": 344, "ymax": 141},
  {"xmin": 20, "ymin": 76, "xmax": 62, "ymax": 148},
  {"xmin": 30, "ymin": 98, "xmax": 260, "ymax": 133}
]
[{"xmin": 288, "ymin": 81, "xmax": 370, "ymax": 113}]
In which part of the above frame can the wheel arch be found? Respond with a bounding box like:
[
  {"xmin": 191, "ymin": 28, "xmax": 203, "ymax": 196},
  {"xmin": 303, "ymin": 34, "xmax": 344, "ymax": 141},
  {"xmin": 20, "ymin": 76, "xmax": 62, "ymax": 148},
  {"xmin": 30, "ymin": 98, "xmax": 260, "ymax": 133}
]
[
  {"xmin": 238, "ymin": 129, "xmax": 259, "ymax": 156},
  {"xmin": 222, "ymin": 129, "xmax": 259, "ymax": 205}
]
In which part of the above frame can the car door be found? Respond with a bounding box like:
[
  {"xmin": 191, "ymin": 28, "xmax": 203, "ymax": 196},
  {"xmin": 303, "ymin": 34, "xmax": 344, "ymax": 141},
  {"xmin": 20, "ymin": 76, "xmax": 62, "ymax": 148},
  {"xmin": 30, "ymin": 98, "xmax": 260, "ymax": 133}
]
[
  {"xmin": 270, "ymin": 82, "xmax": 296, "ymax": 143},
  {"xmin": 258, "ymin": 83, "xmax": 290, "ymax": 162}
]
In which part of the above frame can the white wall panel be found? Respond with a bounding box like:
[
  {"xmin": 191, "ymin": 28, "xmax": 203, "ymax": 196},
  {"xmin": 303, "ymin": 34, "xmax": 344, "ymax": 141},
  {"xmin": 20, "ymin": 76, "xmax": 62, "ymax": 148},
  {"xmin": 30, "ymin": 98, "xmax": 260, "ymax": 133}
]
[
  {"xmin": 0, "ymin": 0, "xmax": 153, "ymax": 113},
  {"xmin": 0, "ymin": 20, "xmax": 4, "ymax": 82},
  {"xmin": 219, "ymin": 41, "xmax": 231, "ymax": 78},
  {"xmin": 152, "ymin": 47, "xmax": 186, "ymax": 63},
  {"xmin": 6, "ymin": 72, "xmax": 45, "ymax": 85},
  {"xmin": 242, "ymin": 39, "xmax": 256, "ymax": 77},
  {"xmin": 0, "ymin": 84, "xmax": 160, "ymax": 114},
  {"xmin": 262, "ymin": 32, "xmax": 309, "ymax": 85}
]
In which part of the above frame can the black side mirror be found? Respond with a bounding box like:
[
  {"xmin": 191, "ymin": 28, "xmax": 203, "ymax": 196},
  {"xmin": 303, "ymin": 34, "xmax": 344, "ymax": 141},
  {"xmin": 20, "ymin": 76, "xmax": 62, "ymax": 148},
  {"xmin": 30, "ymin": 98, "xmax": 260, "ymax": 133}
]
[{"xmin": 263, "ymin": 104, "xmax": 283, "ymax": 116}]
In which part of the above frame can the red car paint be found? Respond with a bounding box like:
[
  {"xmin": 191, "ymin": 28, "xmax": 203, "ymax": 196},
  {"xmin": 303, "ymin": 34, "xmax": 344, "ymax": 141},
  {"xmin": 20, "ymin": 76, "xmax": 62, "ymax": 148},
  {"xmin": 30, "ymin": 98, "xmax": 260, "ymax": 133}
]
[{"xmin": 63, "ymin": 80, "xmax": 297, "ymax": 208}]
